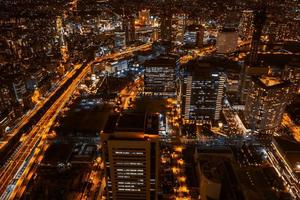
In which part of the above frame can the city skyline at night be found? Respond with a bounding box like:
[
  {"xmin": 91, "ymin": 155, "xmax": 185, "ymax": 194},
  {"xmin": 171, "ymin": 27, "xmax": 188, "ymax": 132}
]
[{"xmin": 0, "ymin": 0, "xmax": 300, "ymax": 200}]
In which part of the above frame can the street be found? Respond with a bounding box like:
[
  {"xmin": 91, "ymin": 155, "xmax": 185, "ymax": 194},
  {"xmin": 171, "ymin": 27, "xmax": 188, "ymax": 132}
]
[{"xmin": 0, "ymin": 43, "xmax": 153, "ymax": 200}]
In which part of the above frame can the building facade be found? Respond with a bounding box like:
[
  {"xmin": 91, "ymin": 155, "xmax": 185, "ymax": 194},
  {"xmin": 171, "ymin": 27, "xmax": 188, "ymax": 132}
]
[
  {"xmin": 114, "ymin": 30, "xmax": 126, "ymax": 48},
  {"xmin": 123, "ymin": 16, "xmax": 135, "ymax": 45},
  {"xmin": 144, "ymin": 54, "xmax": 179, "ymax": 96},
  {"xmin": 244, "ymin": 77, "xmax": 291, "ymax": 133},
  {"xmin": 101, "ymin": 113, "xmax": 160, "ymax": 200},
  {"xmin": 181, "ymin": 61, "xmax": 225, "ymax": 124},
  {"xmin": 183, "ymin": 25, "xmax": 204, "ymax": 47}
]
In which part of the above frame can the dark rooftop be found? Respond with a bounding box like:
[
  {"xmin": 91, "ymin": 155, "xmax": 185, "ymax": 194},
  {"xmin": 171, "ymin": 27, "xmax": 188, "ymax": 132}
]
[
  {"xmin": 144, "ymin": 54, "xmax": 179, "ymax": 67},
  {"xmin": 103, "ymin": 112, "xmax": 159, "ymax": 135},
  {"xmin": 43, "ymin": 143, "xmax": 73, "ymax": 165},
  {"xmin": 220, "ymin": 27, "xmax": 237, "ymax": 32},
  {"xmin": 185, "ymin": 25, "xmax": 203, "ymax": 32}
]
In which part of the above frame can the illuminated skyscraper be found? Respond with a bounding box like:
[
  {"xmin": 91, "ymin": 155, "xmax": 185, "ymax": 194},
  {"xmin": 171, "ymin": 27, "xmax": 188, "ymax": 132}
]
[
  {"xmin": 248, "ymin": 7, "xmax": 266, "ymax": 67},
  {"xmin": 123, "ymin": 16, "xmax": 135, "ymax": 45},
  {"xmin": 160, "ymin": 0, "xmax": 172, "ymax": 41},
  {"xmin": 240, "ymin": 6, "xmax": 267, "ymax": 102},
  {"xmin": 244, "ymin": 77, "xmax": 291, "ymax": 134},
  {"xmin": 101, "ymin": 113, "xmax": 160, "ymax": 200},
  {"xmin": 181, "ymin": 61, "xmax": 225, "ymax": 124},
  {"xmin": 144, "ymin": 54, "xmax": 179, "ymax": 96}
]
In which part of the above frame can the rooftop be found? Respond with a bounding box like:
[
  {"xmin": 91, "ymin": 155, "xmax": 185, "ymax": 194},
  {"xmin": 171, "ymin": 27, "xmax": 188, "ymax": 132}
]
[
  {"xmin": 273, "ymin": 136, "xmax": 300, "ymax": 176},
  {"xmin": 103, "ymin": 112, "xmax": 159, "ymax": 135},
  {"xmin": 144, "ymin": 54, "xmax": 179, "ymax": 67},
  {"xmin": 254, "ymin": 76, "xmax": 291, "ymax": 90},
  {"xmin": 259, "ymin": 76, "xmax": 283, "ymax": 87}
]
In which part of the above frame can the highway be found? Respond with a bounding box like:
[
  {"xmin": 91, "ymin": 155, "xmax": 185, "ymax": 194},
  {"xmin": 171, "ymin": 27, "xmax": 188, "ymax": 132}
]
[
  {"xmin": 0, "ymin": 43, "xmax": 152, "ymax": 200},
  {"xmin": 0, "ymin": 62, "xmax": 89, "ymax": 200},
  {"xmin": 118, "ymin": 77, "xmax": 143, "ymax": 110},
  {"xmin": 179, "ymin": 46, "xmax": 215, "ymax": 64},
  {"xmin": 0, "ymin": 64, "xmax": 82, "ymax": 153}
]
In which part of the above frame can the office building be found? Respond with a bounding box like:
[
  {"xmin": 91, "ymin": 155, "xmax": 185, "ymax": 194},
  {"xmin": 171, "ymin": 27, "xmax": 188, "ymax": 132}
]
[
  {"xmin": 239, "ymin": 7, "xmax": 267, "ymax": 102},
  {"xmin": 105, "ymin": 57, "xmax": 132, "ymax": 77},
  {"xmin": 239, "ymin": 63, "xmax": 269, "ymax": 103},
  {"xmin": 248, "ymin": 7, "xmax": 266, "ymax": 67},
  {"xmin": 114, "ymin": 30, "xmax": 126, "ymax": 48},
  {"xmin": 216, "ymin": 27, "xmax": 238, "ymax": 54},
  {"xmin": 123, "ymin": 16, "xmax": 135, "ymax": 45},
  {"xmin": 101, "ymin": 113, "xmax": 160, "ymax": 200},
  {"xmin": 144, "ymin": 54, "xmax": 179, "ymax": 96},
  {"xmin": 183, "ymin": 25, "xmax": 204, "ymax": 47},
  {"xmin": 181, "ymin": 60, "xmax": 225, "ymax": 124},
  {"xmin": 238, "ymin": 10, "xmax": 254, "ymax": 41},
  {"xmin": 244, "ymin": 77, "xmax": 291, "ymax": 133},
  {"xmin": 160, "ymin": 2, "xmax": 172, "ymax": 42},
  {"xmin": 193, "ymin": 147, "xmax": 280, "ymax": 200}
]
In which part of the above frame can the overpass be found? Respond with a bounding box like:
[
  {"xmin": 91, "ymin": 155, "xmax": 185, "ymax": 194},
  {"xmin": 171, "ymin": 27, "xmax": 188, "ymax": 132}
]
[{"xmin": 0, "ymin": 43, "xmax": 153, "ymax": 200}]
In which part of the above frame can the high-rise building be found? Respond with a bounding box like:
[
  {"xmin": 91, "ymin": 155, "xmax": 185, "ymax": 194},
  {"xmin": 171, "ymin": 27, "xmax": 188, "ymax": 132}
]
[
  {"xmin": 160, "ymin": 1, "xmax": 172, "ymax": 42},
  {"xmin": 181, "ymin": 60, "xmax": 225, "ymax": 124},
  {"xmin": 239, "ymin": 64, "xmax": 269, "ymax": 103},
  {"xmin": 216, "ymin": 27, "xmax": 238, "ymax": 54},
  {"xmin": 244, "ymin": 77, "xmax": 291, "ymax": 134},
  {"xmin": 123, "ymin": 16, "xmax": 135, "ymax": 45},
  {"xmin": 239, "ymin": 6, "xmax": 267, "ymax": 103},
  {"xmin": 183, "ymin": 25, "xmax": 204, "ymax": 47},
  {"xmin": 248, "ymin": 7, "xmax": 266, "ymax": 67},
  {"xmin": 144, "ymin": 54, "xmax": 180, "ymax": 96},
  {"xmin": 101, "ymin": 113, "xmax": 160, "ymax": 200},
  {"xmin": 114, "ymin": 30, "xmax": 126, "ymax": 48},
  {"xmin": 238, "ymin": 10, "xmax": 254, "ymax": 41}
]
